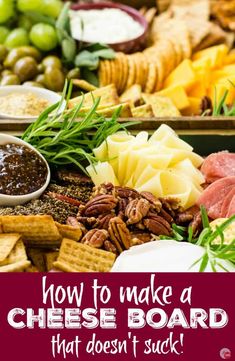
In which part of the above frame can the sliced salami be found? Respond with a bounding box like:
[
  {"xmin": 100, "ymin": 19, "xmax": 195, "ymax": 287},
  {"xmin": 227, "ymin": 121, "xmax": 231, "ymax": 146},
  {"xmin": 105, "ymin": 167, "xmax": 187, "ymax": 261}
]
[
  {"xmin": 201, "ymin": 151, "xmax": 235, "ymax": 183},
  {"xmin": 196, "ymin": 176, "xmax": 235, "ymax": 219}
]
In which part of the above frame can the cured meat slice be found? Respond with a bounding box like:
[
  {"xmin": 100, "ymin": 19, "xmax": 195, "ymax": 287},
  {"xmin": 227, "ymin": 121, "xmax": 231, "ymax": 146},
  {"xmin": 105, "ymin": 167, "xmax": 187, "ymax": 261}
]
[
  {"xmin": 201, "ymin": 151, "xmax": 235, "ymax": 183},
  {"xmin": 196, "ymin": 176, "xmax": 235, "ymax": 219},
  {"xmin": 221, "ymin": 188, "xmax": 235, "ymax": 218},
  {"xmin": 226, "ymin": 195, "xmax": 235, "ymax": 218}
]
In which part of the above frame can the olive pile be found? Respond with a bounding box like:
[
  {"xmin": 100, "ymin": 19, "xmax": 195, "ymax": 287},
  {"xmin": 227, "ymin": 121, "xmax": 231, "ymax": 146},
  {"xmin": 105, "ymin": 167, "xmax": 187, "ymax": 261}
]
[{"xmin": 0, "ymin": 44, "xmax": 79, "ymax": 92}]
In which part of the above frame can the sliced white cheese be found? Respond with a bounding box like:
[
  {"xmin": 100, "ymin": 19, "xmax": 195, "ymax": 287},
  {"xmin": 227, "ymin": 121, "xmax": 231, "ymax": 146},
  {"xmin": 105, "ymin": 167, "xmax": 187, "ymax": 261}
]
[{"xmin": 86, "ymin": 162, "xmax": 119, "ymax": 186}]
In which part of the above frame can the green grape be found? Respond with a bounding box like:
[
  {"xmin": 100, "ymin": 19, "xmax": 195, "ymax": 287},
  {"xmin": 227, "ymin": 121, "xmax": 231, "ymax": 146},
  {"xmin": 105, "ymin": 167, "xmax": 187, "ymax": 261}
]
[
  {"xmin": 0, "ymin": 26, "xmax": 10, "ymax": 44},
  {"xmin": 17, "ymin": 0, "xmax": 43, "ymax": 12},
  {"xmin": 18, "ymin": 14, "xmax": 33, "ymax": 31},
  {"xmin": 29, "ymin": 23, "xmax": 58, "ymax": 52},
  {"xmin": 5, "ymin": 28, "xmax": 29, "ymax": 49},
  {"xmin": 41, "ymin": 0, "xmax": 63, "ymax": 18},
  {"xmin": 0, "ymin": 0, "xmax": 15, "ymax": 24}
]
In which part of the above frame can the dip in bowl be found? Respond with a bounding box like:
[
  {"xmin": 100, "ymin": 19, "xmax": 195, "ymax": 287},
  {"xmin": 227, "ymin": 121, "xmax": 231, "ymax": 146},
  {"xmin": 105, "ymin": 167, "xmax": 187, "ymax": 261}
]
[
  {"xmin": 0, "ymin": 134, "xmax": 50, "ymax": 206},
  {"xmin": 70, "ymin": 2, "xmax": 148, "ymax": 53}
]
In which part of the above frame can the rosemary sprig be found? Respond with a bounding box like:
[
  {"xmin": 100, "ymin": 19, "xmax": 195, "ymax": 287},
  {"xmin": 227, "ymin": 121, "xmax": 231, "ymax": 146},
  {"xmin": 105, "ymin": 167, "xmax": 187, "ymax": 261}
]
[
  {"xmin": 161, "ymin": 206, "xmax": 235, "ymax": 272},
  {"xmin": 22, "ymin": 81, "xmax": 137, "ymax": 174},
  {"xmin": 212, "ymin": 81, "xmax": 235, "ymax": 116}
]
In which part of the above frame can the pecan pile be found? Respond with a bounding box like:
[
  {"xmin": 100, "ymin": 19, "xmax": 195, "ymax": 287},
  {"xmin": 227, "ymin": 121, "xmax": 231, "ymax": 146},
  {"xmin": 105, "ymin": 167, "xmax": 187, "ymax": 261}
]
[{"xmin": 67, "ymin": 183, "xmax": 182, "ymax": 254}]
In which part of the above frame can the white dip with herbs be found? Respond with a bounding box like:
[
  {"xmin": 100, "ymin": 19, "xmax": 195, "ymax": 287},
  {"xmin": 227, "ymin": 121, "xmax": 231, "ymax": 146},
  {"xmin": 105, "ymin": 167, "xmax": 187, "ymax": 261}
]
[{"xmin": 69, "ymin": 8, "xmax": 144, "ymax": 44}]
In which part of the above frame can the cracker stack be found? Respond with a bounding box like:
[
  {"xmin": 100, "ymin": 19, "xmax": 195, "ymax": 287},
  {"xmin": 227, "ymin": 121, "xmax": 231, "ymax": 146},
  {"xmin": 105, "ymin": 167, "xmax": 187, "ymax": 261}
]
[{"xmin": 0, "ymin": 215, "xmax": 117, "ymax": 273}]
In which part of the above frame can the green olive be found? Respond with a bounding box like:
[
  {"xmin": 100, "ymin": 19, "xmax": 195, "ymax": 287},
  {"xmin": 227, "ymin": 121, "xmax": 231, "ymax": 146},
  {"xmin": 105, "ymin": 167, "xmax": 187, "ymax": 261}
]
[
  {"xmin": 1, "ymin": 69, "xmax": 13, "ymax": 77},
  {"xmin": 1, "ymin": 74, "xmax": 20, "ymax": 86},
  {"xmin": 37, "ymin": 63, "xmax": 44, "ymax": 73},
  {"xmin": 14, "ymin": 56, "xmax": 38, "ymax": 82},
  {"xmin": 23, "ymin": 81, "xmax": 45, "ymax": 88},
  {"xmin": 42, "ymin": 55, "xmax": 62, "ymax": 70},
  {"xmin": 67, "ymin": 67, "xmax": 80, "ymax": 80},
  {"xmin": 3, "ymin": 46, "xmax": 41, "ymax": 68},
  {"xmin": 0, "ymin": 44, "xmax": 8, "ymax": 63},
  {"xmin": 44, "ymin": 66, "xmax": 65, "ymax": 92},
  {"xmin": 34, "ymin": 73, "xmax": 46, "ymax": 85}
]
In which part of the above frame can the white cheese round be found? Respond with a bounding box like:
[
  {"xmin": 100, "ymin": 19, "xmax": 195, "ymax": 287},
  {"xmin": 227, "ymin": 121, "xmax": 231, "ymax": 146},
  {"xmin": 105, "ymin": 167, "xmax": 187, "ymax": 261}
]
[
  {"xmin": 111, "ymin": 240, "xmax": 235, "ymax": 272},
  {"xmin": 69, "ymin": 9, "xmax": 144, "ymax": 44}
]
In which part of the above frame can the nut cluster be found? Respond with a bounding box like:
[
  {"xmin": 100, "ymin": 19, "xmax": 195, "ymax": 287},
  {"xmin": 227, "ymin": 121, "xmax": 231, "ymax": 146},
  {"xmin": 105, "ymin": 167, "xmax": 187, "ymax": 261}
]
[{"xmin": 67, "ymin": 183, "xmax": 182, "ymax": 254}]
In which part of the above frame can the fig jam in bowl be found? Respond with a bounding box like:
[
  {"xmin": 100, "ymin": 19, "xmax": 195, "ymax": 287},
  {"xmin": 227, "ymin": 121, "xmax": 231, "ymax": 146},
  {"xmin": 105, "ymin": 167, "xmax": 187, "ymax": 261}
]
[{"xmin": 0, "ymin": 134, "xmax": 50, "ymax": 206}]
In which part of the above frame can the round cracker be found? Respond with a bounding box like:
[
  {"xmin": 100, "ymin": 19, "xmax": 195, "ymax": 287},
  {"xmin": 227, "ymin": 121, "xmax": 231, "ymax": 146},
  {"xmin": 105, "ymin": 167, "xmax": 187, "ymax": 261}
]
[
  {"xmin": 126, "ymin": 55, "xmax": 136, "ymax": 90},
  {"xmin": 133, "ymin": 53, "xmax": 143, "ymax": 86},
  {"xmin": 144, "ymin": 62, "xmax": 158, "ymax": 93},
  {"xmin": 119, "ymin": 53, "xmax": 128, "ymax": 93},
  {"xmin": 98, "ymin": 60, "xmax": 107, "ymax": 87},
  {"xmin": 104, "ymin": 60, "xmax": 111, "ymax": 85},
  {"xmin": 140, "ymin": 53, "xmax": 148, "ymax": 90},
  {"xmin": 154, "ymin": 57, "xmax": 165, "ymax": 91},
  {"xmin": 114, "ymin": 55, "xmax": 123, "ymax": 93}
]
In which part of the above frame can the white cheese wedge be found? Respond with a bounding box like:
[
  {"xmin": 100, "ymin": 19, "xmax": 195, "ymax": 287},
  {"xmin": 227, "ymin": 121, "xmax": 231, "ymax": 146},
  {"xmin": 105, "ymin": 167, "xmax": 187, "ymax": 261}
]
[
  {"xmin": 87, "ymin": 162, "xmax": 119, "ymax": 186},
  {"xmin": 111, "ymin": 240, "xmax": 235, "ymax": 272}
]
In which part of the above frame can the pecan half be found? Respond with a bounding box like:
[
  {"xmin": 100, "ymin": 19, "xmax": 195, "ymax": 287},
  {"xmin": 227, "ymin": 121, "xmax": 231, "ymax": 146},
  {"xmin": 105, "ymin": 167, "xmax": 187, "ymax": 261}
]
[
  {"xmin": 115, "ymin": 186, "xmax": 140, "ymax": 200},
  {"xmin": 126, "ymin": 198, "xmax": 150, "ymax": 225},
  {"xmin": 77, "ymin": 216, "xmax": 97, "ymax": 228},
  {"xmin": 67, "ymin": 216, "xmax": 87, "ymax": 235},
  {"xmin": 117, "ymin": 197, "xmax": 129, "ymax": 219},
  {"xmin": 144, "ymin": 215, "xmax": 172, "ymax": 236},
  {"xmin": 108, "ymin": 216, "xmax": 131, "ymax": 253},
  {"xmin": 95, "ymin": 213, "xmax": 115, "ymax": 230},
  {"xmin": 130, "ymin": 231, "xmax": 151, "ymax": 244},
  {"xmin": 104, "ymin": 240, "xmax": 118, "ymax": 254},
  {"xmin": 159, "ymin": 208, "xmax": 174, "ymax": 224},
  {"xmin": 93, "ymin": 183, "xmax": 115, "ymax": 196},
  {"xmin": 81, "ymin": 194, "xmax": 118, "ymax": 216},
  {"xmin": 140, "ymin": 191, "xmax": 162, "ymax": 212},
  {"xmin": 81, "ymin": 229, "xmax": 108, "ymax": 248},
  {"xmin": 159, "ymin": 197, "xmax": 182, "ymax": 216}
]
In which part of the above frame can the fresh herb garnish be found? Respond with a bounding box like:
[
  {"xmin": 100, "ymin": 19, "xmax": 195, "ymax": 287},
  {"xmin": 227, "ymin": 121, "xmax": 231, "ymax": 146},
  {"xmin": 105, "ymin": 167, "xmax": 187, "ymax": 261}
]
[
  {"xmin": 212, "ymin": 81, "xmax": 235, "ymax": 116},
  {"xmin": 22, "ymin": 81, "xmax": 136, "ymax": 174},
  {"xmin": 161, "ymin": 206, "xmax": 235, "ymax": 272}
]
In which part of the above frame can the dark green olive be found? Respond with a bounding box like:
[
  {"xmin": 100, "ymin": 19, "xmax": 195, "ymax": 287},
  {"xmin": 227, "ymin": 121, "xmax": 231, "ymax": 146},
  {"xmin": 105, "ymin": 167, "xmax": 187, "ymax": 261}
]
[
  {"xmin": 67, "ymin": 67, "xmax": 80, "ymax": 80},
  {"xmin": 0, "ymin": 44, "xmax": 8, "ymax": 63},
  {"xmin": 42, "ymin": 56, "xmax": 62, "ymax": 70},
  {"xmin": 23, "ymin": 81, "xmax": 45, "ymax": 88},
  {"xmin": 34, "ymin": 73, "xmax": 46, "ymax": 85},
  {"xmin": 44, "ymin": 66, "xmax": 65, "ymax": 92},
  {"xmin": 14, "ymin": 56, "xmax": 38, "ymax": 82},
  {"xmin": 4, "ymin": 46, "xmax": 41, "ymax": 68},
  {"xmin": 1, "ymin": 74, "xmax": 20, "ymax": 85}
]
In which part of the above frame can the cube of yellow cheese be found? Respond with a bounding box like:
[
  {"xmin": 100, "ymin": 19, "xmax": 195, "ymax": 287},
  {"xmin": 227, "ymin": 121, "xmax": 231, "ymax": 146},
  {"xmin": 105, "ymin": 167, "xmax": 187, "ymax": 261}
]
[
  {"xmin": 181, "ymin": 97, "xmax": 202, "ymax": 116},
  {"xmin": 163, "ymin": 59, "xmax": 196, "ymax": 91},
  {"xmin": 193, "ymin": 44, "xmax": 229, "ymax": 69},
  {"xmin": 156, "ymin": 85, "xmax": 189, "ymax": 110},
  {"xmin": 224, "ymin": 52, "xmax": 235, "ymax": 65},
  {"xmin": 188, "ymin": 80, "xmax": 207, "ymax": 98}
]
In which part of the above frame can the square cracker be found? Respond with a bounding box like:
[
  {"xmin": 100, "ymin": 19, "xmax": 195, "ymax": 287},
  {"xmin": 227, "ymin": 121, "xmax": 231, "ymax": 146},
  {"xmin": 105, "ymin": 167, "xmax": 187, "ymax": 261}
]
[
  {"xmin": 0, "ymin": 240, "xmax": 27, "ymax": 266},
  {"xmin": 54, "ymin": 238, "xmax": 116, "ymax": 272},
  {"xmin": 0, "ymin": 260, "xmax": 31, "ymax": 272},
  {"xmin": 56, "ymin": 222, "xmax": 82, "ymax": 242},
  {"xmin": 0, "ymin": 233, "xmax": 21, "ymax": 262},
  {"xmin": 0, "ymin": 215, "xmax": 61, "ymax": 245}
]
